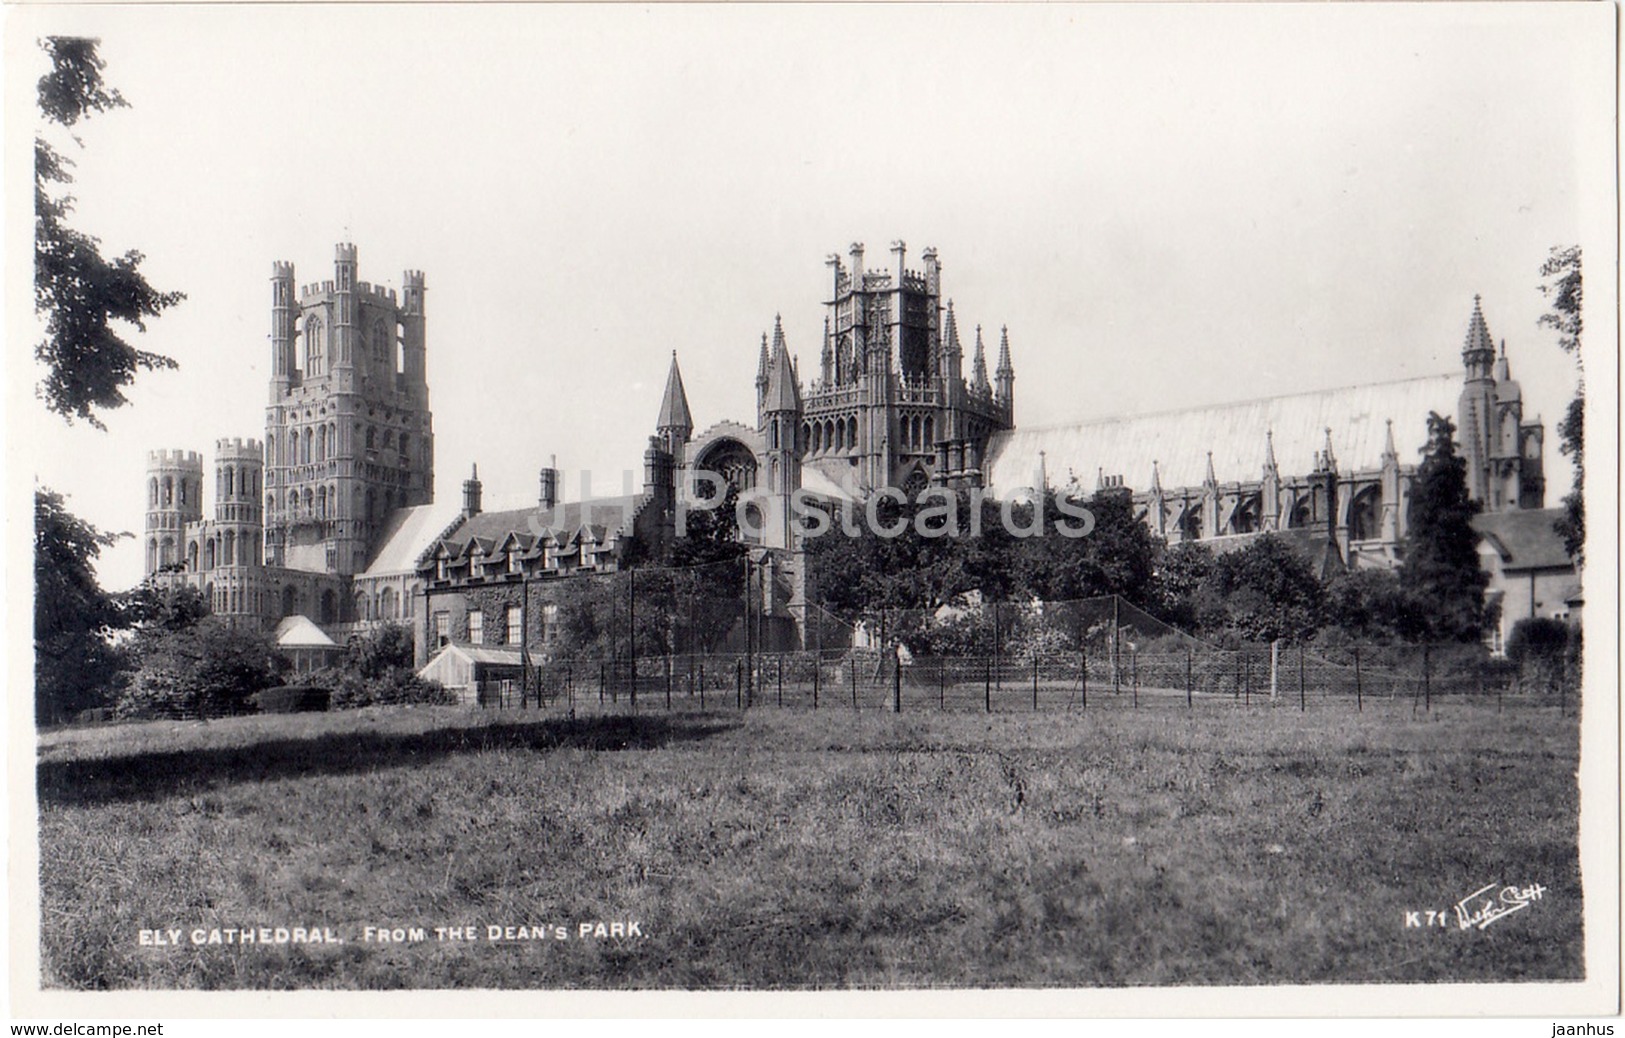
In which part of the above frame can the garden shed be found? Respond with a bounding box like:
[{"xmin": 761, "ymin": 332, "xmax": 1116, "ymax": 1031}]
[{"xmin": 417, "ymin": 643, "xmax": 526, "ymax": 705}]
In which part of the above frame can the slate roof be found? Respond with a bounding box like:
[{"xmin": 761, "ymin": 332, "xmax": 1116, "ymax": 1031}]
[
  {"xmin": 429, "ymin": 495, "xmax": 648, "ymax": 562},
  {"xmin": 425, "ymin": 643, "xmax": 527, "ymax": 668},
  {"xmin": 363, "ymin": 500, "xmax": 468, "ymax": 576},
  {"xmin": 657, "ymin": 353, "xmax": 693, "ymax": 431},
  {"xmin": 984, "ymin": 373, "xmax": 1462, "ymax": 497},
  {"xmin": 1472, "ymin": 508, "xmax": 1574, "ymax": 572}
]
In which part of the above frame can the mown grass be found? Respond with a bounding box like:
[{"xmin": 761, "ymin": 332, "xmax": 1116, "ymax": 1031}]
[{"xmin": 36, "ymin": 699, "xmax": 1582, "ymax": 989}]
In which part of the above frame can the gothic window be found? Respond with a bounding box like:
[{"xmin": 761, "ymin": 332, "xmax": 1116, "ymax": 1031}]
[
  {"xmin": 1290, "ymin": 496, "xmax": 1314, "ymax": 529},
  {"xmin": 204, "ymin": 538, "xmax": 216, "ymax": 570},
  {"xmin": 161, "ymin": 536, "xmax": 175, "ymax": 567},
  {"xmin": 315, "ymin": 429, "xmax": 326, "ymax": 463},
  {"xmin": 1181, "ymin": 505, "xmax": 1202, "ymax": 541},
  {"xmin": 1348, "ymin": 487, "xmax": 1381, "ymax": 542},
  {"xmin": 848, "ymin": 416, "xmax": 858, "ymax": 449},
  {"xmin": 163, "ymin": 476, "xmax": 173, "ymax": 506},
  {"xmin": 318, "ymin": 485, "xmax": 328, "ymax": 519},
  {"xmin": 321, "ymin": 590, "xmax": 336, "ymax": 625},
  {"xmin": 924, "ymin": 416, "xmax": 934, "ymax": 448},
  {"xmin": 281, "ymin": 585, "xmax": 297, "ymax": 618},
  {"xmin": 305, "ymin": 317, "xmax": 325, "ymax": 376},
  {"xmin": 371, "ymin": 319, "xmax": 388, "ymax": 365},
  {"xmin": 303, "ymin": 488, "xmax": 314, "ymax": 516},
  {"xmin": 225, "ymin": 530, "xmax": 236, "ymax": 566},
  {"xmin": 187, "ymin": 541, "xmax": 199, "ymax": 571},
  {"xmin": 147, "ymin": 539, "xmax": 157, "ymax": 571},
  {"xmin": 400, "ymin": 434, "xmax": 410, "ymax": 457},
  {"xmin": 149, "ymin": 478, "xmax": 159, "ymax": 506},
  {"xmin": 366, "ymin": 427, "xmax": 376, "ymax": 451},
  {"xmin": 379, "ymin": 586, "xmax": 397, "ymax": 619},
  {"xmin": 355, "ymin": 592, "xmax": 370, "ymax": 622},
  {"xmin": 225, "ymin": 467, "xmax": 234, "ymax": 498}
]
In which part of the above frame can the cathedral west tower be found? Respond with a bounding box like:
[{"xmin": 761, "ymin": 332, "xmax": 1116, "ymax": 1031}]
[{"xmin": 264, "ymin": 244, "xmax": 434, "ymax": 576}]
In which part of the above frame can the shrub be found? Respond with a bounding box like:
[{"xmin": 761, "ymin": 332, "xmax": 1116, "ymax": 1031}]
[
  {"xmin": 1505, "ymin": 617, "xmax": 1570, "ymax": 665},
  {"xmin": 253, "ymin": 686, "xmax": 331, "ymax": 714}
]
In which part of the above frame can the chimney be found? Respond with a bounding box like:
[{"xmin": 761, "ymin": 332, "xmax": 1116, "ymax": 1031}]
[
  {"xmin": 462, "ymin": 463, "xmax": 483, "ymax": 517},
  {"xmin": 538, "ymin": 455, "xmax": 559, "ymax": 512}
]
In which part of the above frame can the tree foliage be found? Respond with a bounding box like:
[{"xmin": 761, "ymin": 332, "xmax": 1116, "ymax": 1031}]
[
  {"xmin": 1400, "ymin": 413, "xmax": 1487, "ymax": 642},
  {"xmin": 34, "ymin": 487, "xmax": 130, "ymax": 723},
  {"xmin": 317, "ymin": 625, "xmax": 453, "ymax": 709},
  {"xmin": 1199, "ymin": 535, "xmax": 1325, "ymax": 644},
  {"xmin": 35, "ymin": 36, "xmax": 183, "ymax": 428},
  {"xmin": 1540, "ymin": 245, "xmax": 1583, "ymax": 564},
  {"xmin": 120, "ymin": 617, "xmax": 289, "ymax": 719}
]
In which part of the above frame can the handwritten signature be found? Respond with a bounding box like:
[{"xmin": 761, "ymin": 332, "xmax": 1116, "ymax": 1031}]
[{"xmin": 1453, "ymin": 882, "xmax": 1546, "ymax": 930}]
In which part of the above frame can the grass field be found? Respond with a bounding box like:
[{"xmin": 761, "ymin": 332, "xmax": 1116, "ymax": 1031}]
[{"xmin": 36, "ymin": 696, "xmax": 1582, "ymax": 989}]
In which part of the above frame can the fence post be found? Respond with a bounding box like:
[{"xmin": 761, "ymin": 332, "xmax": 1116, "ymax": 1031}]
[
  {"xmin": 599, "ymin": 662, "xmax": 605, "ymax": 706},
  {"xmin": 893, "ymin": 650, "xmax": 902, "ymax": 714},
  {"xmin": 1298, "ymin": 644, "xmax": 1306, "ymax": 712},
  {"xmin": 1423, "ymin": 643, "xmax": 1431, "ymax": 714},
  {"xmin": 1234, "ymin": 651, "xmax": 1241, "ymax": 701},
  {"xmin": 993, "ymin": 603, "xmax": 1002, "ymax": 691},
  {"xmin": 1032, "ymin": 656, "xmax": 1039, "ymax": 711},
  {"xmin": 1354, "ymin": 647, "xmax": 1363, "ymax": 713},
  {"xmin": 813, "ymin": 657, "xmax": 819, "ymax": 710},
  {"xmin": 1185, "ymin": 646, "xmax": 1193, "ymax": 708},
  {"xmin": 1080, "ymin": 649, "xmax": 1087, "ymax": 711},
  {"xmin": 736, "ymin": 658, "xmax": 743, "ymax": 709},
  {"xmin": 1243, "ymin": 651, "xmax": 1250, "ymax": 707},
  {"xmin": 567, "ymin": 664, "xmax": 574, "ymax": 713},
  {"xmin": 851, "ymin": 657, "xmax": 858, "ymax": 711},
  {"xmin": 1132, "ymin": 648, "xmax": 1138, "ymax": 709},
  {"xmin": 666, "ymin": 654, "xmax": 673, "ymax": 711},
  {"xmin": 777, "ymin": 653, "xmax": 783, "ymax": 709},
  {"xmin": 629, "ymin": 656, "xmax": 637, "ymax": 713},
  {"xmin": 700, "ymin": 662, "xmax": 706, "ymax": 710},
  {"xmin": 939, "ymin": 660, "xmax": 946, "ymax": 711},
  {"xmin": 984, "ymin": 657, "xmax": 991, "ymax": 714}
]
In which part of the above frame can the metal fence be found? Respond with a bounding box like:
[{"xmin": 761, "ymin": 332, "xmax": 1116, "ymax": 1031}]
[{"xmin": 473, "ymin": 641, "xmax": 1577, "ymax": 716}]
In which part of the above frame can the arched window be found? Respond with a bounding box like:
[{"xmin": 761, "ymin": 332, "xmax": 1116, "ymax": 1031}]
[
  {"xmin": 380, "ymin": 586, "xmax": 397, "ymax": 619},
  {"xmin": 204, "ymin": 538, "xmax": 216, "ymax": 570},
  {"xmin": 305, "ymin": 316, "xmax": 325, "ymax": 376},
  {"xmin": 187, "ymin": 541, "xmax": 199, "ymax": 571},
  {"xmin": 400, "ymin": 434, "xmax": 410, "ymax": 457},
  {"xmin": 848, "ymin": 416, "xmax": 858, "ymax": 449},
  {"xmin": 303, "ymin": 488, "xmax": 314, "ymax": 516},
  {"xmin": 147, "ymin": 539, "xmax": 158, "ymax": 571},
  {"xmin": 320, "ymin": 590, "xmax": 336, "ymax": 625},
  {"xmin": 1348, "ymin": 487, "xmax": 1381, "ymax": 542},
  {"xmin": 366, "ymin": 426, "xmax": 376, "ymax": 451},
  {"xmin": 160, "ymin": 536, "xmax": 175, "ymax": 566},
  {"xmin": 225, "ymin": 529, "xmax": 236, "ymax": 566},
  {"xmin": 318, "ymin": 485, "xmax": 328, "ymax": 519},
  {"xmin": 371, "ymin": 319, "xmax": 389, "ymax": 365},
  {"xmin": 924, "ymin": 416, "xmax": 934, "ymax": 448},
  {"xmin": 281, "ymin": 585, "xmax": 297, "ymax": 618},
  {"xmin": 162, "ymin": 476, "xmax": 173, "ymax": 506},
  {"xmin": 354, "ymin": 592, "xmax": 370, "ymax": 622},
  {"xmin": 225, "ymin": 467, "xmax": 234, "ymax": 498},
  {"xmin": 149, "ymin": 478, "xmax": 159, "ymax": 506}
]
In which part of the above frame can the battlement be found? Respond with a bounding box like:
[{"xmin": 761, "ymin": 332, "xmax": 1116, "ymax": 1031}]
[
  {"xmin": 356, "ymin": 282, "xmax": 400, "ymax": 305},
  {"xmin": 271, "ymin": 261, "xmax": 295, "ymax": 280},
  {"xmin": 148, "ymin": 449, "xmax": 204, "ymax": 470},
  {"xmin": 403, "ymin": 270, "xmax": 425, "ymax": 288},
  {"xmin": 335, "ymin": 242, "xmax": 357, "ymax": 263},
  {"xmin": 215, "ymin": 437, "xmax": 264, "ymax": 459}
]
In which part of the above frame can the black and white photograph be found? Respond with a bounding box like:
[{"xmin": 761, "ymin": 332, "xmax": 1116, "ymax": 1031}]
[{"xmin": 7, "ymin": 0, "xmax": 1619, "ymax": 1024}]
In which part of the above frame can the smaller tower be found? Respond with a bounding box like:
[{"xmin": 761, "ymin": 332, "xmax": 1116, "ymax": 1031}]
[
  {"xmin": 971, "ymin": 326, "xmax": 990, "ymax": 394},
  {"xmin": 656, "ymin": 351, "xmax": 694, "ymax": 463},
  {"xmin": 144, "ymin": 450, "xmax": 204, "ymax": 576},
  {"xmin": 1261, "ymin": 430, "xmax": 1281, "ymax": 531},
  {"xmin": 270, "ymin": 261, "xmax": 296, "ymax": 401},
  {"xmin": 994, "ymin": 326, "xmax": 1015, "ymax": 411}
]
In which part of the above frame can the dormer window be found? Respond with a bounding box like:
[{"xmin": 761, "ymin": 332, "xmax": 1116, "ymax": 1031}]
[
  {"xmin": 436, "ymin": 556, "xmax": 447, "ymax": 581},
  {"xmin": 508, "ymin": 549, "xmax": 522, "ymax": 575}
]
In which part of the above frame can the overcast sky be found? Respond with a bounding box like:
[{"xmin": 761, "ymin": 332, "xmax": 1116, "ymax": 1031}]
[{"xmin": 8, "ymin": 3, "xmax": 1612, "ymax": 593}]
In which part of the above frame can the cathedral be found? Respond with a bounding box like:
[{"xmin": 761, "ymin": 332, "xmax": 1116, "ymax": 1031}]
[{"xmin": 143, "ymin": 241, "xmax": 1559, "ymax": 674}]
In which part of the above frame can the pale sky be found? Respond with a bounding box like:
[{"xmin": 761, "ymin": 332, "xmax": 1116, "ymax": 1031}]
[{"xmin": 7, "ymin": 3, "xmax": 1612, "ymax": 593}]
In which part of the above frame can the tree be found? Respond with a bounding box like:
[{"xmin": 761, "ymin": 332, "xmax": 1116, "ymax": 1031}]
[
  {"xmin": 1400, "ymin": 413, "xmax": 1488, "ymax": 642},
  {"xmin": 35, "ymin": 36, "xmax": 183, "ymax": 427},
  {"xmin": 34, "ymin": 487, "xmax": 130, "ymax": 723},
  {"xmin": 1200, "ymin": 534, "xmax": 1324, "ymax": 644},
  {"xmin": 121, "ymin": 617, "xmax": 289, "ymax": 718},
  {"xmin": 1323, "ymin": 568, "xmax": 1422, "ymax": 642},
  {"xmin": 1539, "ymin": 245, "xmax": 1583, "ymax": 563},
  {"xmin": 1150, "ymin": 540, "xmax": 1216, "ymax": 632},
  {"xmin": 317, "ymin": 625, "xmax": 452, "ymax": 708}
]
